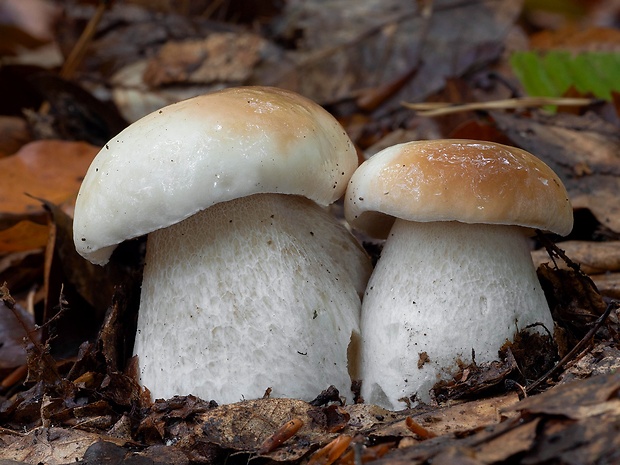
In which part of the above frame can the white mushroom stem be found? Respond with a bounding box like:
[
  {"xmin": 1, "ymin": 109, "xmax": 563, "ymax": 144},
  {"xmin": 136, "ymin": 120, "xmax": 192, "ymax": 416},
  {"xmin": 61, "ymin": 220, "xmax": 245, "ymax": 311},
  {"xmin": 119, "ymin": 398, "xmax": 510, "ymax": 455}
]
[
  {"xmin": 134, "ymin": 193, "xmax": 370, "ymax": 404},
  {"xmin": 360, "ymin": 219, "xmax": 553, "ymax": 410}
]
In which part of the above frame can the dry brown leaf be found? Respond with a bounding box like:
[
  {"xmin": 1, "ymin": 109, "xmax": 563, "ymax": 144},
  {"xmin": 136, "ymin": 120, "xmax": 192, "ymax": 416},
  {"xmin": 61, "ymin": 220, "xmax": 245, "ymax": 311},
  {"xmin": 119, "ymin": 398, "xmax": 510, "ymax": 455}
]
[
  {"xmin": 492, "ymin": 111, "xmax": 620, "ymax": 233},
  {"xmin": 266, "ymin": 0, "xmax": 523, "ymax": 111},
  {"xmin": 558, "ymin": 342, "xmax": 620, "ymax": 385},
  {"xmin": 0, "ymin": 140, "xmax": 98, "ymax": 251},
  {"xmin": 143, "ymin": 33, "xmax": 267, "ymax": 87},
  {"xmin": 373, "ymin": 373, "xmax": 620, "ymax": 464},
  {"xmin": 0, "ymin": 116, "xmax": 31, "ymax": 158},
  {"xmin": 88, "ymin": 0, "xmax": 523, "ymax": 121},
  {"xmin": 0, "ymin": 427, "xmax": 106, "ymax": 464},
  {"xmin": 0, "ymin": 428, "xmax": 135, "ymax": 464},
  {"xmin": 530, "ymin": 412, "xmax": 620, "ymax": 464},
  {"xmin": 0, "ymin": 220, "xmax": 49, "ymax": 253},
  {"xmin": 532, "ymin": 240, "xmax": 620, "ymax": 275},
  {"xmin": 191, "ymin": 394, "xmax": 522, "ymax": 462},
  {"xmin": 530, "ymin": 26, "xmax": 620, "ymax": 52},
  {"xmin": 0, "ymin": 248, "xmax": 44, "ymax": 295},
  {"xmin": 195, "ymin": 398, "xmax": 339, "ymax": 461},
  {"xmin": 590, "ymin": 272, "xmax": 620, "ymax": 300},
  {"xmin": 0, "ymin": 0, "xmax": 60, "ymax": 43},
  {"xmin": 0, "ymin": 299, "xmax": 35, "ymax": 369},
  {"xmin": 503, "ymin": 371, "xmax": 620, "ymax": 420},
  {"xmin": 472, "ymin": 417, "xmax": 540, "ymax": 463},
  {"xmin": 369, "ymin": 392, "xmax": 521, "ymax": 441}
]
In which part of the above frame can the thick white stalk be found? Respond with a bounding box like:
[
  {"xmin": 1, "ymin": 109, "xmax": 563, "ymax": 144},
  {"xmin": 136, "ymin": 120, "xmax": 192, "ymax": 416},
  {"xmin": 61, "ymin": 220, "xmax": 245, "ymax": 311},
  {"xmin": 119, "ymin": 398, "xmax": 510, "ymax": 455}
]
[
  {"xmin": 361, "ymin": 220, "xmax": 553, "ymax": 409},
  {"xmin": 134, "ymin": 193, "xmax": 370, "ymax": 404}
]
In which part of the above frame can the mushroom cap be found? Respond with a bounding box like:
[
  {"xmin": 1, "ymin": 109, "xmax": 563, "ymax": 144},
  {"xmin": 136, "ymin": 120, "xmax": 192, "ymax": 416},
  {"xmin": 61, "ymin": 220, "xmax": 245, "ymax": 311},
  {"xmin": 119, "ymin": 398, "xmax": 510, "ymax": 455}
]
[
  {"xmin": 345, "ymin": 139, "xmax": 573, "ymax": 239},
  {"xmin": 73, "ymin": 86, "xmax": 357, "ymax": 265}
]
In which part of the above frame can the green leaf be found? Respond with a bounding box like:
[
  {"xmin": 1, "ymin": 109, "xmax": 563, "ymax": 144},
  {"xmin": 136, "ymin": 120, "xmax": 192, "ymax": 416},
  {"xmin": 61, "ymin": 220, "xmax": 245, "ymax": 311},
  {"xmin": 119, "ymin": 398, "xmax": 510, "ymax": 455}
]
[
  {"xmin": 541, "ymin": 51, "xmax": 573, "ymax": 95},
  {"xmin": 510, "ymin": 52, "xmax": 558, "ymax": 98},
  {"xmin": 510, "ymin": 50, "xmax": 620, "ymax": 101}
]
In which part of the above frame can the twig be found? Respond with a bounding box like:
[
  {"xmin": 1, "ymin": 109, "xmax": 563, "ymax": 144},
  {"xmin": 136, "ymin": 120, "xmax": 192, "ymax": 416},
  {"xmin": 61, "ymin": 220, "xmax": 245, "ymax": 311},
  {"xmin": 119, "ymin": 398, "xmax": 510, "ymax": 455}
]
[
  {"xmin": 257, "ymin": 418, "xmax": 304, "ymax": 455},
  {"xmin": 1, "ymin": 283, "xmax": 36, "ymax": 346},
  {"xmin": 39, "ymin": 0, "xmax": 110, "ymax": 115},
  {"xmin": 405, "ymin": 416, "xmax": 437, "ymax": 439},
  {"xmin": 0, "ymin": 282, "xmax": 64, "ymax": 386},
  {"xmin": 60, "ymin": 0, "xmax": 110, "ymax": 79},
  {"xmin": 308, "ymin": 435, "xmax": 352, "ymax": 465},
  {"xmin": 402, "ymin": 96, "xmax": 597, "ymax": 116},
  {"xmin": 536, "ymin": 231, "xmax": 585, "ymax": 275}
]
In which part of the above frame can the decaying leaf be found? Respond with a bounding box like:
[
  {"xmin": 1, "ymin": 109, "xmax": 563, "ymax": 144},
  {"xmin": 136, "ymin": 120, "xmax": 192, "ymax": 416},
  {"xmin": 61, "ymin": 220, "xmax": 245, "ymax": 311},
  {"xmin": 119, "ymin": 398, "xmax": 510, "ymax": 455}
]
[
  {"xmin": 432, "ymin": 349, "xmax": 519, "ymax": 402},
  {"xmin": 0, "ymin": 2, "xmax": 619, "ymax": 464},
  {"xmin": 590, "ymin": 272, "xmax": 620, "ymax": 300},
  {"xmin": 143, "ymin": 33, "xmax": 268, "ymax": 87},
  {"xmin": 0, "ymin": 427, "xmax": 101, "ymax": 464},
  {"xmin": 0, "ymin": 140, "xmax": 98, "ymax": 251},
  {"xmin": 0, "ymin": 220, "xmax": 49, "ymax": 253},
  {"xmin": 267, "ymin": 0, "xmax": 523, "ymax": 112},
  {"xmin": 538, "ymin": 264, "xmax": 607, "ymax": 339},
  {"xmin": 505, "ymin": 371, "xmax": 620, "ymax": 420},
  {"xmin": 26, "ymin": 74, "xmax": 128, "ymax": 147},
  {"xmin": 532, "ymin": 240, "xmax": 620, "ymax": 275},
  {"xmin": 492, "ymin": 110, "xmax": 620, "ymax": 233},
  {"xmin": 0, "ymin": 116, "xmax": 31, "ymax": 157},
  {"xmin": 0, "ymin": 299, "xmax": 35, "ymax": 370},
  {"xmin": 557, "ymin": 341, "xmax": 620, "ymax": 385},
  {"xmin": 365, "ymin": 372, "xmax": 620, "ymax": 464},
  {"xmin": 194, "ymin": 398, "xmax": 340, "ymax": 461}
]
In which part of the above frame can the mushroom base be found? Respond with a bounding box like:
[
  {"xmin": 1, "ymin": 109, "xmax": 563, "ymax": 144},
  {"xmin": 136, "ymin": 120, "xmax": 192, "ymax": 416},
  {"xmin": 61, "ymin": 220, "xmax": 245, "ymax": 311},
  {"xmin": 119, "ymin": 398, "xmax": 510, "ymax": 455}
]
[
  {"xmin": 360, "ymin": 220, "xmax": 553, "ymax": 410},
  {"xmin": 134, "ymin": 193, "xmax": 371, "ymax": 404}
]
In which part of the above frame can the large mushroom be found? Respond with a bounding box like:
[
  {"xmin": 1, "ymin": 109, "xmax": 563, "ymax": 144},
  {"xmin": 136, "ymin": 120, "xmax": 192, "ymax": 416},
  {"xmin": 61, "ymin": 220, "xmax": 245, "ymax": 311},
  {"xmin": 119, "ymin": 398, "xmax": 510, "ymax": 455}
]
[
  {"xmin": 73, "ymin": 86, "xmax": 371, "ymax": 404},
  {"xmin": 344, "ymin": 139, "xmax": 573, "ymax": 409}
]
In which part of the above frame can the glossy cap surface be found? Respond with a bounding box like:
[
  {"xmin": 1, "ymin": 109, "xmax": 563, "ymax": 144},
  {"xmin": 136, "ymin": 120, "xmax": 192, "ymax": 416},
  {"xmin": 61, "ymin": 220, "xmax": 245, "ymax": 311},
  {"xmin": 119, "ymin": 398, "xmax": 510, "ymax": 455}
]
[{"xmin": 345, "ymin": 139, "xmax": 573, "ymax": 238}]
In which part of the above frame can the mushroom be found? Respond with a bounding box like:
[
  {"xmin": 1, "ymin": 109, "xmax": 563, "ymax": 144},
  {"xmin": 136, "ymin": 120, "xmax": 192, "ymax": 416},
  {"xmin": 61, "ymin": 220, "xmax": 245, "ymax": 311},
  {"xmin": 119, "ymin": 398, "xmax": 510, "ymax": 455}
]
[
  {"xmin": 73, "ymin": 86, "xmax": 372, "ymax": 404},
  {"xmin": 344, "ymin": 139, "xmax": 573, "ymax": 409}
]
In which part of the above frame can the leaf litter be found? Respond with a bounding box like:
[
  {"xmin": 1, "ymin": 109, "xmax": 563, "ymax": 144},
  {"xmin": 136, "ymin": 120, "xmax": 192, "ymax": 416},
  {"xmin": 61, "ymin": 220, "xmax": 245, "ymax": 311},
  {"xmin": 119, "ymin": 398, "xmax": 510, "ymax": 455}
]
[{"xmin": 1, "ymin": 0, "xmax": 620, "ymax": 464}]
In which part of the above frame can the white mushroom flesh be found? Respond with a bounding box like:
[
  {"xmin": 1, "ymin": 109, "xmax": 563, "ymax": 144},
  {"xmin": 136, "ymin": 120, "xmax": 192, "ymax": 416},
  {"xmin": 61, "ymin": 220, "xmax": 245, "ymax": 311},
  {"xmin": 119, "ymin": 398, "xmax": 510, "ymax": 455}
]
[
  {"xmin": 360, "ymin": 219, "xmax": 553, "ymax": 409},
  {"xmin": 135, "ymin": 193, "xmax": 371, "ymax": 403}
]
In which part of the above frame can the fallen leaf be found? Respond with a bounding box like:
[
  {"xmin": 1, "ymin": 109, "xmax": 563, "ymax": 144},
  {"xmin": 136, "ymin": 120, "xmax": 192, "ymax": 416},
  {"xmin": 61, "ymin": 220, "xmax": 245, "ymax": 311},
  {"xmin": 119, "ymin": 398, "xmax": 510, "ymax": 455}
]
[
  {"xmin": 143, "ymin": 33, "xmax": 267, "ymax": 87},
  {"xmin": 492, "ymin": 110, "xmax": 620, "ymax": 232},
  {"xmin": 267, "ymin": 0, "xmax": 523, "ymax": 112},
  {"xmin": 454, "ymin": 417, "xmax": 540, "ymax": 464},
  {"xmin": 0, "ymin": 299, "xmax": 35, "ymax": 369},
  {"xmin": 369, "ymin": 392, "xmax": 520, "ymax": 441},
  {"xmin": 0, "ymin": 427, "xmax": 124, "ymax": 465},
  {"xmin": 537, "ymin": 264, "xmax": 607, "ymax": 347},
  {"xmin": 558, "ymin": 342, "xmax": 620, "ymax": 385},
  {"xmin": 196, "ymin": 398, "xmax": 339, "ymax": 461},
  {"xmin": 526, "ymin": 413, "xmax": 620, "ymax": 465},
  {"xmin": 0, "ymin": 0, "xmax": 60, "ymax": 43},
  {"xmin": 532, "ymin": 240, "xmax": 620, "ymax": 274},
  {"xmin": 504, "ymin": 371, "xmax": 620, "ymax": 419},
  {"xmin": 590, "ymin": 272, "xmax": 620, "ymax": 300},
  {"xmin": 26, "ymin": 74, "xmax": 128, "ymax": 146},
  {"xmin": 371, "ymin": 373, "xmax": 620, "ymax": 464},
  {"xmin": 0, "ymin": 220, "xmax": 49, "ymax": 253},
  {"xmin": 0, "ymin": 116, "xmax": 31, "ymax": 157},
  {"xmin": 0, "ymin": 140, "xmax": 99, "ymax": 252},
  {"xmin": 0, "ymin": 249, "xmax": 44, "ymax": 294},
  {"xmin": 530, "ymin": 26, "xmax": 620, "ymax": 52}
]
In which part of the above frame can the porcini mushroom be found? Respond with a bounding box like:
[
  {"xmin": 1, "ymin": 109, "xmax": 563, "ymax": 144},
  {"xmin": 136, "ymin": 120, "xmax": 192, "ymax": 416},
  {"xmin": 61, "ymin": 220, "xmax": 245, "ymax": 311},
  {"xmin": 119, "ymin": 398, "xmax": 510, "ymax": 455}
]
[
  {"xmin": 73, "ymin": 86, "xmax": 371, "ymax": 404},
  {"xmin": 345, "ymin": 140, "xmax": 573, "ymax": 409}
]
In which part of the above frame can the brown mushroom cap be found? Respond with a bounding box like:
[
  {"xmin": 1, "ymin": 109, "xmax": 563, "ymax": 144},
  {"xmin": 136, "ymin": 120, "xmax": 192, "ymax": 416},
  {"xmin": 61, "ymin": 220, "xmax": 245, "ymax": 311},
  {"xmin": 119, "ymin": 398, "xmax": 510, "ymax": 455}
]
[{"xmin": 345, "ymin": 139, "xmax": 573, "ymax": 238}]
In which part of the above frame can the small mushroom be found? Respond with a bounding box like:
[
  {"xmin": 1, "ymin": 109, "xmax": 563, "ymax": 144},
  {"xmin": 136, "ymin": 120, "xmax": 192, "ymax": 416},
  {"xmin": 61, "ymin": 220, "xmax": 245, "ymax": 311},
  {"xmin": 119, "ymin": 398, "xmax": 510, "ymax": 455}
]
[
  {"xmin": 73, "ymin": 86, "xmax": 371, "ymax": 404},
  {"xmin": 344, "ymin": 140, "xmax": 573, "ymax": 409}
]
